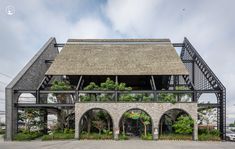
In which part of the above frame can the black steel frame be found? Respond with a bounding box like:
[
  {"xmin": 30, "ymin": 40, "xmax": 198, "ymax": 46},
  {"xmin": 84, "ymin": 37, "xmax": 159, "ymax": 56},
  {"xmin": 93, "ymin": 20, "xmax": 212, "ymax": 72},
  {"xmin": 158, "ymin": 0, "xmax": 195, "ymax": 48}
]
[
  {"xmin": 14, "ymin": 38, "xmax": 226, "ymax": 140},
  {"xmin": 180, "ymin": 37, "xmax": 226, "ymax": 140}
]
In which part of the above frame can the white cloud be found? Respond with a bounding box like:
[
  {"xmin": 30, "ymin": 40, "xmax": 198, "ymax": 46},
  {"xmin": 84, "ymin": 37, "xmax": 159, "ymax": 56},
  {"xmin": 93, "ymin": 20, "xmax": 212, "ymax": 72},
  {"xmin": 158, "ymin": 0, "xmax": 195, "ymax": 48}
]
[
  {"xmin": 0, "ymin": 0, "xmax": 235, "ymax": 123},
  {"xmin": 103, "ymin": 0, "xmax": 235, "ymax": 122},
  {"xmin": 69, "ymin": 17, "xmax": 111, "ymax": 39},
  {"xmin": 104, "ymin": 0, "xmax": 161, "ymax": 37}
]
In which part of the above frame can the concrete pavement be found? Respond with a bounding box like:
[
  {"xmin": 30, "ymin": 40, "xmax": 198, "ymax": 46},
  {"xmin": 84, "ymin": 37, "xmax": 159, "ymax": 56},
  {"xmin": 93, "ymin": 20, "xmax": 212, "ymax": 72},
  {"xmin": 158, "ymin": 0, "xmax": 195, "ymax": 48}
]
[{"xmin": 0, "ymin": 140, "xmax": 235, "ymax": 149}]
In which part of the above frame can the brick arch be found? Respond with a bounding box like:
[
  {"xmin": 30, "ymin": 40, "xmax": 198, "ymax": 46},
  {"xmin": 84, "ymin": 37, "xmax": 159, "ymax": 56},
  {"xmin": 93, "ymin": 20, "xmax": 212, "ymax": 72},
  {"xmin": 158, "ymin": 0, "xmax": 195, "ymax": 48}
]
[
  {"xmin": 158, "ymin": 108, "xmax": 193, "ymax": 135},
  {"xmin": 157, "ymin": 106, "xmax": 197, "ymax": 124},
  {"xmin": 118, "ymin": 108, "xmax": 154, "ymax": 126},
  {"xmin": 117, "ymin": 108, "xmax": 154, "ymax": 137},
  {"xmin": 157, "ymin": 107, "xmax": 198, "ymax": 140},
  {"xmin": 78, "ymin": 107, "xmax": 115, "ymax": 129},
  {"xmin": 75, "ymin": 103, "xmax": 198, "ymax": 140},
  {"xmin": 77, "ymin": 107, "xmax": 115, "ymax": 137},
  {"xmin": 75, "ymin": 103, "xmax": 118, "ymax": 139}
]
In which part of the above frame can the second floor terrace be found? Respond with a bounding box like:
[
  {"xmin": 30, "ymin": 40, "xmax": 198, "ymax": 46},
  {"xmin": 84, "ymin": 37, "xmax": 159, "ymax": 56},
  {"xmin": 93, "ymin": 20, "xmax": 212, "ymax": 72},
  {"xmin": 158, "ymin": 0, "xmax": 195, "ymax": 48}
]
[{"xmin": 11, "ymin": 38, "xmax": 224, "ymax": 106}]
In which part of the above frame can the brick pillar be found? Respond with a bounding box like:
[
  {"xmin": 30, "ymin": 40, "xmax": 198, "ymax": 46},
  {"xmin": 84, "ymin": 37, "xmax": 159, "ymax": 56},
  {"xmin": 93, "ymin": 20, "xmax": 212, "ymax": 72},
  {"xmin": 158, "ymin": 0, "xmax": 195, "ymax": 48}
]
[{"xmin": 193, "ymin": 122, "xmax": 198, "ymax": 141}]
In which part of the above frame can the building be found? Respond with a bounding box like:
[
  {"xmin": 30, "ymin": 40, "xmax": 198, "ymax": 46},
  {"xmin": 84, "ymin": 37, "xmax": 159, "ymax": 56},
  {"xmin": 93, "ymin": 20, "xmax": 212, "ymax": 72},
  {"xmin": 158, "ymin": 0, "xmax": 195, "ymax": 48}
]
[{"xmin": 5, "ymin": 38, "xmax": 226, "ymax": 140}]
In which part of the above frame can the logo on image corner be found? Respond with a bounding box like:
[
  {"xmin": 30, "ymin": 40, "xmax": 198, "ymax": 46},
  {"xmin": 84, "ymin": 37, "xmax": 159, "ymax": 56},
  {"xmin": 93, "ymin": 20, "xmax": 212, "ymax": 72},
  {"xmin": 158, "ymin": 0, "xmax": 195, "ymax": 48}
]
[{"xmin": 5, "ymin": 5, "xmax": 15, "ymax": 16}]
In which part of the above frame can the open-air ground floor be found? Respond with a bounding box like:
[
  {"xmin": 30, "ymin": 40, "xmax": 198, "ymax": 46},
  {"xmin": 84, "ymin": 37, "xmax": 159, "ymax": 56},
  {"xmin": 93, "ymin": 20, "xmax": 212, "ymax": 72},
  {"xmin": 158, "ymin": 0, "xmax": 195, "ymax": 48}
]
[{"xmin": 0, "ymin": 139, "xmax": 235, "ymax": 149}]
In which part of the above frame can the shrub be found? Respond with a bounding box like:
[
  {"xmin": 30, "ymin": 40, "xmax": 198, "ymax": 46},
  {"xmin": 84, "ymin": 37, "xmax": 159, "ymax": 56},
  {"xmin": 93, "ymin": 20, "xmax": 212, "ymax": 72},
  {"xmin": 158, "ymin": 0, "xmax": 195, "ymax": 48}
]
[
  {"xmin": 158, "ymin": 93, "xmax": 176, "ymax": 104},
  {"xmin": 141, "ymin": 133, "xmax": 153, "ymax": 140},
  {"xmin": 14, "ymin": 131, "xmax": 43, "ymax": 141},
  {"xmin": 172, "ymin": 116, "xmax": 194, "ymax": 134},
  {"xmin": 0, "ymin": 128, "xmax": 5, "ymax": 134},
  {"xmin": 80, "ymin": 132, "xmax": 112, "ymax": 140},
  {"xmin": 63, "ymin": 128, "xmax": 74, "ymax": 134},
  {"xmin": 42, "ymin": 132, "xmax": 74, "ymax": 141},
  {"xmin": 198, "ymin": 133, "xmax": 220, "ymax": 141},
  {"xmin": 119, "ymin": 134, "xmax": 129, "ymax": 140},
  {"xmin": 198, "ymin": 128, "xmax": 220, "ymax": 141},
  {"xmin": 159, "ymin": 134, "xmax": 192, "ymax": 140},
  {"xmin": 69, "ymin": 129, "xmax": 75, "ymax": 134}
]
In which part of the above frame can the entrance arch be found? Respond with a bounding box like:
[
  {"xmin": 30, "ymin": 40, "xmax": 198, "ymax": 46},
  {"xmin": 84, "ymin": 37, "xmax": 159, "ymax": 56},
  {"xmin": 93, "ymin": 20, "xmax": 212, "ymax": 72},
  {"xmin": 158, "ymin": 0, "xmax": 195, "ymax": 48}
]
[
  {"xmin": 77, "ymin": 108, "xmax": 114, "ymax": 139},
  {"xmin": 159, "ymin": 108, "xmax": 194, "ymax": 140},
  {"xmin": 119, "ymin": 108, "xmax": 153, "ymax": 139}
]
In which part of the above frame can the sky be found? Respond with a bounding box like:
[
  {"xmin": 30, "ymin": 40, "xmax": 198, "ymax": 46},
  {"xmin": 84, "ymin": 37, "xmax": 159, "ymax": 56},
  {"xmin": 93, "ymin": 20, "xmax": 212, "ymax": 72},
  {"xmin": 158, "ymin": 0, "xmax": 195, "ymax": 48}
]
[{"xmin": 0, "ymin": 0, "xmax": 235, "ymax": 123}]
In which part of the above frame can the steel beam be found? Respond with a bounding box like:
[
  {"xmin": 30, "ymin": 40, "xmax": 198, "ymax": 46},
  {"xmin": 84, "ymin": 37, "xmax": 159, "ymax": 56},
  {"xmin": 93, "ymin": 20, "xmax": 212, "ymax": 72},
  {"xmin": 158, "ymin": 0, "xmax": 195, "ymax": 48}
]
[
  {"xmin": 54, "ymin": 43, "xmax": 65, "ymax": 47},
  {"xmin": 17, "ymin": 103, "xmax": 75, "ymax": 108},
  {"xmin": 172, "ymin": 43, "xmax": 184, "ymax": 47}
]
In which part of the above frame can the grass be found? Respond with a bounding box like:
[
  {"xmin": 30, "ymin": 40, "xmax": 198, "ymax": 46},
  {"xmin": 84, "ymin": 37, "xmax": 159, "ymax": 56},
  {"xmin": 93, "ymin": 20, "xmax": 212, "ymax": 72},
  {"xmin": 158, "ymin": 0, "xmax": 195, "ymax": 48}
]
[
  {"xmin": 80, "ymin": 133, "xmax": 113, "ymax": 140},
  {"xmin": 14, "ymin": 131, "xmax": 43, "ymax": 141},
  {"xmin": 42, "ymin": 132, "xmax": 74, "ymax": 141},
  {"xmin": 159, "ymin": 134, "xmax": 192, "ymax": 140}
]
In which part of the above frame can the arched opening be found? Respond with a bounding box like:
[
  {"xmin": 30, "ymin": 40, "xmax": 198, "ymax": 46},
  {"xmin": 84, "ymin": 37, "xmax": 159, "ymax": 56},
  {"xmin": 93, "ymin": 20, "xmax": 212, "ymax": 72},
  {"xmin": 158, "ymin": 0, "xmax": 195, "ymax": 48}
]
[
  {"xmin": 79, "ymin": 108, "xmax": 113, "ymax": 140},
  {"xmin": 119, "ymin": 109, "xmax": 152, "ymax": 140},
  {"xmin": 198, "ymin": 93, "xmax": 217, "ymax": 104},
  {"xmin": 18, "ymin": 93, "xmax": 36, "ymax": 103},
  {"xmin": 159, "ymin": 109, "xmax": 194, "ymax": 140}
]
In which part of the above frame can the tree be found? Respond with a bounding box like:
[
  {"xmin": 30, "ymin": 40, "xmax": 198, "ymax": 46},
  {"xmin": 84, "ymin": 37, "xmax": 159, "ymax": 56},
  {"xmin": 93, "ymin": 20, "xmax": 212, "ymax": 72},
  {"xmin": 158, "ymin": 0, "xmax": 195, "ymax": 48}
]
[
  {"xmin": 18, "ymin": 109, "xmax": 43, "ymax": 132},
  {"xmin": 139, "ymin": 112, "xmax": 151, "ymax": 137},
  {"xmin": 92, "ymin": 120, "xmax": 106, "ymax": 135},
  {"xmin": 51, "ymin": 80, "xmax": 72, "ymax": 103},
  {"xmin": 172, "ymin": 115, "xmax": 194, "ymax": 134},
  {"xmin": 229, "ymin": 121, "xmax": 235, "ymax": 127},
  {"xmin": 51, "ymin": 80, "xmax": 73, "ymax": 132},
  {"xmin": 122, "ymin": 111, "xmax": 151, "ymax": 137},
  {"xmin": 198, "ymin": 107, "xmax": 217, "ymax": 130},
  {"xmin": 121, "ymin": 112, "xmax": 130, "ymax": 135},
  {"xmin": 80, "ymin": 78, "xmax": 135, "ymax": 102},
  {"xmin": 97, "ymin": 111, "xmax": 111, "ymax": 131}
]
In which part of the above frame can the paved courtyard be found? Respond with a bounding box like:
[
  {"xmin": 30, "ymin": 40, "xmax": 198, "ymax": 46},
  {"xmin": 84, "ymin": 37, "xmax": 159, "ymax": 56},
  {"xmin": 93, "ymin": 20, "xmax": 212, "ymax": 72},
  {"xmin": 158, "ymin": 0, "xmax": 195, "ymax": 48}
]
[{"xmin": 0, "ymin": 139, "xmax": 234, "ymax": 149}]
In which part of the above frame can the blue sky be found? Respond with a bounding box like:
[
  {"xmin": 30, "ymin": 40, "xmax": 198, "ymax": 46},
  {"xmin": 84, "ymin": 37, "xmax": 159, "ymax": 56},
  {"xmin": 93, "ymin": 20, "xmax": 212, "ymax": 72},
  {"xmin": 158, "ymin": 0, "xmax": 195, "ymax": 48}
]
[{"xmin": 0, "ymin": 0, "xmax": 235, "ymax": 123}]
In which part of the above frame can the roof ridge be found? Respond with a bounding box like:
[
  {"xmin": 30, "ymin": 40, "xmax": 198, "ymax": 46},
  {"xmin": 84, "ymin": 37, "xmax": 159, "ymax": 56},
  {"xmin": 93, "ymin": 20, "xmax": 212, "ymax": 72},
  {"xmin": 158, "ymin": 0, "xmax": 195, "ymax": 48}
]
[{"xmin": 67, "ymin": 38, "xmax": 171, "ymax": 43}]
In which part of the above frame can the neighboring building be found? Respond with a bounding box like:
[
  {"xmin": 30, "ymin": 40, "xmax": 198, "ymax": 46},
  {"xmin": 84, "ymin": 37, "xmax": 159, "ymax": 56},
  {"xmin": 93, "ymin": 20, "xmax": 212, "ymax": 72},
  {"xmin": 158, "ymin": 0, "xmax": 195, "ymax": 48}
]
[{"xmin": 5, "ymin": 38, "xmax": 226, "ymax": 140}]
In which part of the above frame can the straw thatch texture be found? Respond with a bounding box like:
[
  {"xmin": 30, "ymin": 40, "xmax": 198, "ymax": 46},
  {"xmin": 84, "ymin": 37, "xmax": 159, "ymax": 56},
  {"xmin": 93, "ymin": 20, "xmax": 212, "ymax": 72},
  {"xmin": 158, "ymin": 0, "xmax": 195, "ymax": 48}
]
[{"xmin": 46, "ymin": 39, "xmax": 188, "ymax": 75}]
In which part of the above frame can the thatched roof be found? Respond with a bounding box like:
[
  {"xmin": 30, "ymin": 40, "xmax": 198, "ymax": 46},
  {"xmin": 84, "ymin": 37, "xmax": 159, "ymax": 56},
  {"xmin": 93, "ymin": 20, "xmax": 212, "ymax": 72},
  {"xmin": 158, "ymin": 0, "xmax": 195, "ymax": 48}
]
[{"xmin": 46, "ymin": 39, "xmax": 188, "ymax": 75}]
